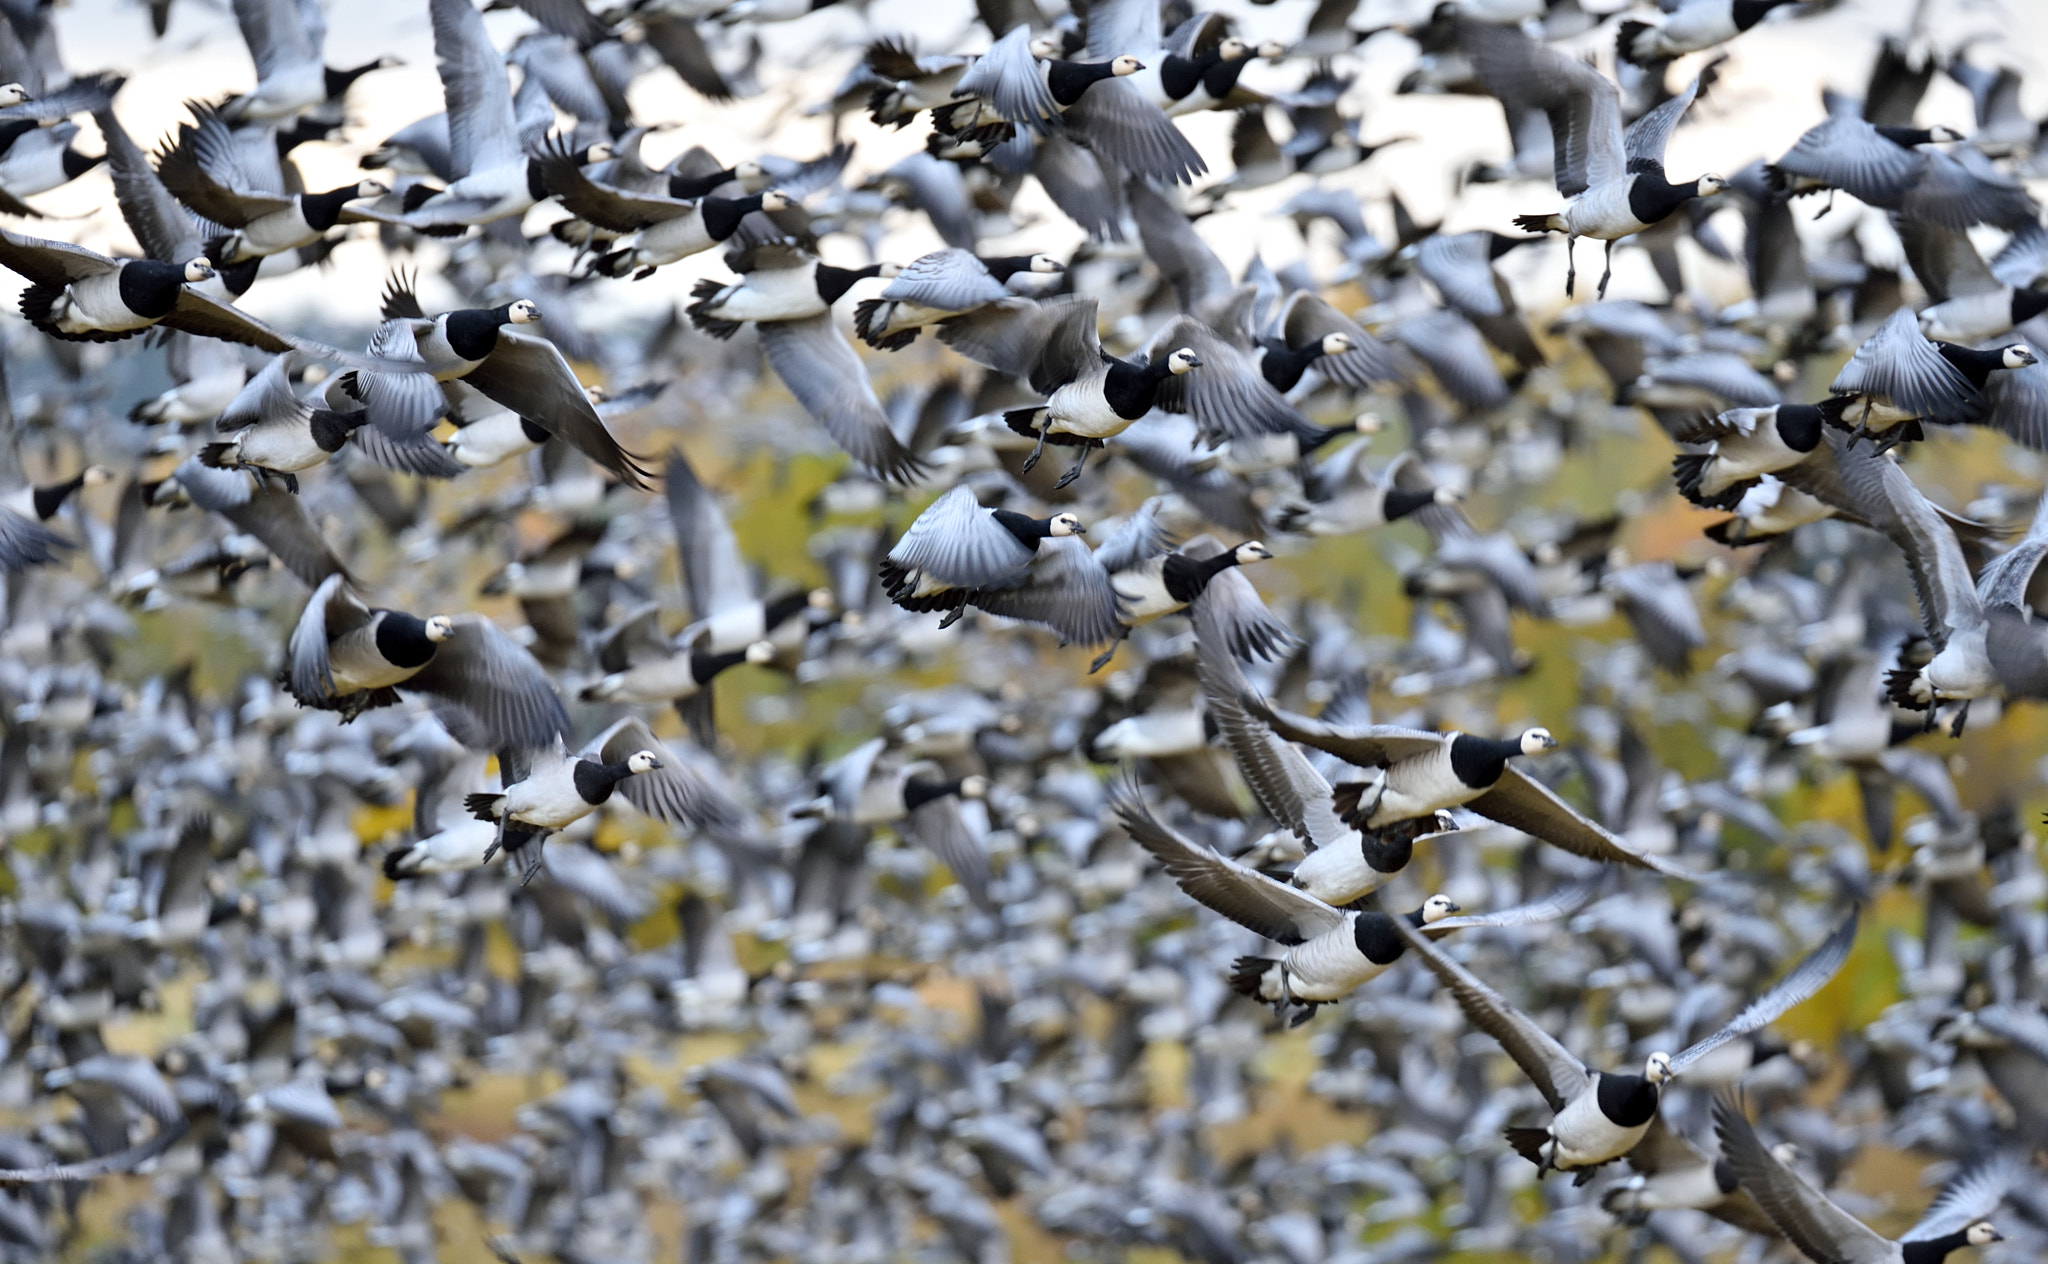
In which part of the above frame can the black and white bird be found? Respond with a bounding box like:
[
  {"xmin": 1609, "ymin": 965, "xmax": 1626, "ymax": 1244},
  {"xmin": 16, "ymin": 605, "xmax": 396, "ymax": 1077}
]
[
  {"xmin": 0, "ymin": 459, "xmax": 105, "ymax": 572},
  {"xmin": 1822, "ymin": 306, "xmax": 2035, "ymax": 449},
  {"xmin": 1768, "ymin": 101, "xmax": 2034, "ymax": 229},
  {"xmin": 667, "ymin": 448, "xmax": 831, "ymax": 656},
  {"xmin": 1247, "ymin": 700, "xmax": 1705, "ymax": 878},
  {"xmin": 1398, "ymin": 908, "xmax": 1857, "ymax": 1182},
  {"xmin": 1714, "ymin": 1097, "xmax": 2010, "ymax": 1264},
  {"xmin": 0, "ymin": 230, "xmax": 290, "ymax": 347},
  {"xmin": 1671, "ymin": 403, "xmax": 1828, "ymax": 509},
  {"xmin": 197, "ymin": 354, "xmax": 367, "ymax": 486},
  {"xmin": 154, "ymin": 103, "xmax": 385, "ymax": 264},
  {"xmin": 1114, "ymin": 784, "xmax": 1594, "ymax": 1023},
  {"xmin": 579, "ymin": 603, "xmax": 776, "ymax": 744},
  {"xmin": 853, "ymin": 249, "xmax": 1064, "ymax": 351},
  {"xmin": 1896, "ymin": 216, "xmax": 2048, "ymax": 344},
  {"xmin": 1463, "ymin": 20, "xmax": 1724, "ymax": 298},
  {"xmin": 539, "ymin": 137, "xmax": 792, "ymax": 279},
  {"xmin": 284, "ymin": 573, "xmax": 570, "ymax": 751},
  {"xmin": 1616, "ymin": 0, "xmax": 1803, "ymax": 66},
  {"xmin": 938, "ymin": 295, "xmax": 1203, "ymax": 487},
  {"xmin": 687, "ymin": 242, "xmax": 899, "ymax": 338}
]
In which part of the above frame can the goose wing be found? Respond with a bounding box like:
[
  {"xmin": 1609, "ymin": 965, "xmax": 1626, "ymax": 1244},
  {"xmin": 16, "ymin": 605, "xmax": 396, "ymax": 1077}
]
[
  {"xmin": 590, "ymin": 716, "xmax": 753, "ymax": 836},
  {"xmin": 1467, "ymin": 769, "xmax": 1707, "ymax": 880},
  {"xmin": 1713, "ymin": 1096, "xmax": 1895, "ymax": 1264},
  {"xmin": 1901, "ymin": 1148, "xmax": 2023, "ymax": 1244},
  {"xmin": 0, "ymin": 228, "xmax": 116, "ymax": 286},
  {"xmin": 1461, "ymin": 18, "xmax": 1624, "ymax": 199},
  {"xmin": 1415, "ymin": 233, "xmax": 1508, "ymax": 319},
  {"xmin": 1181, "ymin": 537, "xmax": 1297, "ymax": 662},
  {"xmin": 1392, "ymin": 913, "xmax": 1591, "ymax": 1112},
  {"xmin": 286, "ymin": 573, "xmax": 369, "ymax": 702},
  {"xmin": 639, "ymin": 15, "xmax": 737, "ymax": 102},
  {"xmin": 1278, "ymin": 290, "xmax": 1405, "ymax": 387},
  {"xmin": 460, "ymin": 329, "xmax": 653, "ymax": 487},
  {"xmin": 1423, "ymin": 876, "xmax": 1602, "ymax": 937},
  {"xmin": 215, "ymin": 352, "xmax": 305, "ymax": 433},
  {"xmin": 1621, "ymin": 74, "xmax": 1701, "ymax": 169},
  {"xmin": 1772, "ymin": 113, "xmax": 1924, "ymax": 205},
  {"xmin": 906, "ymin": 793, "xmax": 995, "ymax": 912},
  {"xmin": 1981, "ymin": 338, "xmax": 2048, "ymax": 451},
  {"xmin": 1894, "ymin": 216, "xmax": 2000, "ymax": 302},
  {"xmin": 1874, "ymin": 448, "xmax": 1983, "ymax": 646},
  {"xmin": 1194, "ymin": 610, "xmax": 1347, "ymax": 849},
  {"xmin": 170, "ymin": 457, "xmax": 348, "ymax": 586},
  {"xmin": 1978, "ymin": 488, "xmax": 2048, "ymax": 608},
  {"xmin": 1148, "ymin": 316, "xmax": 1321, "ymax": 443},
  {"xmin": 881, "ymin": 248, "xmax": 1011, "ymax": 311},
  {"xmin": 954, "ymin": 26, "xmax": 1059, "ymax": 128},
  {"xmin": 665, "ymin": 447, "xmax": 755, "ymax": 627},
  {"xmin": 404, "ymin": 616, "xmax": 572, "ymax": 753},
  {"xmin": 755, "ymin": 314, "xmax": 926, "ymax": 483},
  {"xmin": 1394, "ymin": 309, "xmax": 1509, "ymax": 411},
  {"xmin": 1831, "ymin": 307, "xmax": 1982, "ymax": 424},
  {"xmin": 887, "ymin": 485, "xmax": 1037, "ymax": 588},
  {"xmin": 968, "ymin": 536, "xmax": 1127, "ymax": 645},
  {"xmin": 538, "ymin": 138, "xmax": 696, "ymax": 230},
  {"xmin": 1127, "ymin": 180, "xmax": 1233, "ymax": 318},
  {"xmin": 161, "ymin": 290, "xmax": 301, "ymax": 355},
  {"xmin": 95, "ymin": 109, "xmax": 207, "ymax": 263},
  {"xmin": 1083, "ymin": 0, "xmax": 1162, "ymax": 62},
  {"xmin": 1901, "ymin": 145, "xmax": 2038, "ymax": 231},
  {"xmin": 1063, "ymin": 77, "xmax": 1205, "ymax": 185},
  {"xmin": 1241, "ymin": 698, "xmax": 1446, "ymax": 769},
  {"xmin": 233, "ymin": 0, "xmax": 320, "ymax": 85},
  {"xmin": 1671, "ymin": 909, "xmax": 1858, "ymax": 1072},
  {"xmin": 431, "ymin": 0, "xmax": 524, "ymax": 180},
  {"xmin": 156, "ymin": 103, "xmax": 295, "ymax": 225},
  {"xmin": 1110, "ymin": 781, "xmax": 1347, "ymax": 944}
]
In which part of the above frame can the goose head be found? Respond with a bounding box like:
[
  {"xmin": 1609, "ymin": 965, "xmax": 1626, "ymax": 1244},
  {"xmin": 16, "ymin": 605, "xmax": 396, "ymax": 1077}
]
[
  {"xmin": 81, "ymin": 465, "xmax": 114, "ymax": 489},
  {"xmin": 2001, "ymin": 344, "xmax": 2037, "ymax": 369},
  {"xmin": 1928, "ymin": 124, "xmax": 1966, "ymax": 143},
  {"xmin": 181, "ymin": 257, "xmax": 217, "ymax": 283},
  {"xmin": 745, "ymin": 640, "xmax": 777, "ymax": 664},
  {"xmin": 507, "ymin": 299, "xmax": 542, "ymax": 324},
  {"xmin": 424, "ymin": 616, "xmax": 456, "ymax": 643},
  {"xmin": 1048, "ymin": 511, "xmax": 1085, "ymax": 537},
  {"xmin": 1217, "ymin": 38, "xmax": 1251, "ymax": 60},
  {"xmin": 1694, "ymin": 173, "xmax": 1728, "ymax": 197},
  {"xmin": 625, "ymin": 750, "xmax": 664, "ymax": 775},
  {"xmin": 960, "ymin": 774, "xmax": 989, "ymax": 799},
  {"xmin": 1027, "ymin": 253, "xmax": 1064, "ymax": 274},
  {"xmin": 1420, "ymin": 893, "xmax": 1460, "ymax": 923},
  {"xmin": 1644, "ymin": 1051, "xmax": 1675, "ymax": 1084},
  {"xmin": 734, "ymin": 159, "xmax": 765, "ymax": 182},
  {"xmin": 0, "ymin": 84, "xmax": 25, "ymax": 108},
  {"xmin": 1353, "ymin": 412, "xmax": 1383, "ymax": 434},
  {"xmin": 1029, "ymin": 35, "xmax": 1064, "ymax": 59},
  {"xmin": 761, "ymin": 189, "xmax": 794, "ymax": 211},
  {"xmin": 1110, "ymin": 55, "xmax": 1145, "ymax": 76},
  {"xmin": 1965, "ymin": 1223, "xmax": 2003, "ymax": 1247},
  {"xmin": 1233, "ymin": 540, "xmax": 1273, "ymax": 565},
  {"xmin": 1518, "ymin": 727, "xmax": 1558, "ymax": 755},
  {"xmin": 1166, "ymin": 346, "xmax": 1202, "ymax": 374},
  {"xmin": 1320, "ymin": 331, "xmax": 1355, "ymax": 356},
  {"xmin": 354, "ymin": 179, "xmax": 389, "ymax": 199}
]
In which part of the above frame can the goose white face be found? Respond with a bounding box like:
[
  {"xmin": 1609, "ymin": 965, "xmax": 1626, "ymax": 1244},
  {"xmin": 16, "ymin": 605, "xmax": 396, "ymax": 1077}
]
[
  {"xmin": 960, "ymin": 774, "xmax": 989, "ymax": 799},
  {"xmin": 1110, "ymin": 55, "xmax": 1144, "ymax": 76},
  {"xmin": 1167, "ymin": 347, "xmax": 1202, "ymax": 374},
  {"xmin": 808, "ymin": 586, "xmax": 835, "ymax": 610},
  {"xmin": 1354, "ymin": 412, "xmax": 1383, "ymax": 434},
  {"xmin": 1695, "ymin": 173, "xmax": 1728, "ymax": 196},
  {"xmin": 1929, "ymin": 125, "xmax": 1966, "ymax": 143},
  {"xmin": 626, "ymin": 750, "xmax": 663, "ymax": 774},
  {"xmin": 1321, "ymin": 331, "xmax": 1355, "ymax": 356},
  {"xmin": 1256, "ymin": 40, "xmax": 1286, "ymax": 58},
  {"xmin": 1234, "ymin": 541, "xmax": 1273, "ymax": 565},
  {"xmin": 2002, "ymin": 345, "xmax": 2037, "ymax": 369},
  {"xmin": 354, "ymin": 180, "xmax": 388, "ymax": 199},
  {"xmin": 1518, "ymin": 727, "xmax": 1558, "ymax": 755},
  {"xmin": 82, "ymin": 466, "xmax": 113, "ymax": 488},
  {"xmin": 1432, "ymin": 486, "xmax": 1461, "ymax": 505},
  {"xmin": 424, "ymin": 616, "xmax": 456, "ymax": 642},
  {"xmin": 745, "ymin": 640, "xmax": 777, "ymax": 664},
  {"xmin": 585, "ymin": 141, "xmax": 614, "ymax": 163},
  {"xmin": 1420, "ymin": 894, "xmax": 1460, "ymax": 923},
  {"xmin": 1218, "ymin": 38, "xmax": 1250, "ymax": 60},
  {"xmin": 1029, "ymin": 35, "xmax": 1063, "ymax": 59},
  {"xmin": 1028, "ymin": 254, "xmax": 1064, "ymax": 274},
  {"xmin": 0, "ymin": 83, "xmax": 25, "ymax": 107},
  {"xmin": 507, "ymin": 299, "xmax": 542, "ymax": 324},
  {"xmin": 1644, "ymin": 1051, "xmax": 1675, "ymax": 1084},
  {"xmin": 1965, "ymin": 1223, "xmax": 2002, "ymax": 1247},
  {"xmin": 734, "ymin": 160, "xmax": 765, "ymax": 182},
  {"xmin": 1048, "ymin": 512, "xmax": 1085, "ymax": 537},
  {"xmin": 876, "ymin": 262, "xmax": 903, "ymax": 278},
  {"xmin": 182, "ymin": 257, "xmax": 217, "ymax": 283},
  {"xmin": 760, "ymin": 189, "xmax": 793, "ymax": 211}
]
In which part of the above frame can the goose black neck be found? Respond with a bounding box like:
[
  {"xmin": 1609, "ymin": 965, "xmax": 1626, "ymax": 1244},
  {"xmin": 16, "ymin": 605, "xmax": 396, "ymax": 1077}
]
[
  {"xmin": 1774, "ymin": 403, "xmax": 1825, "ymax": 452},
  {"xmin": 1936, "ymin": 341, "xmax": 2016, "ymax": 388},
  {"xmin": 1710, "ymin": 1157, "xmax": 1742, "ymax": 1196},
  {"xmin": 0, "ymin": 119, "xmax": 35, "ymax": 156},
  {"xmin": 1358, "ymin": 828, "xmax": 1413, "ymax": 874},
  {"xmin": 1104, "ymin": 356, "xmax": 1169, "ymax": 419},
  {"xmin": 1161, "ymin": 549, "xmax": 1241, "ymax": 604},
  {"xmin": 60, "ymin": 147, "xmax": 102, "ymax": 180},
  {"xmin": 308, "ymin": 408, "xmax": 369, "ymax": 452},
  {"xmin": 1594, "ymin": 1071, "xmax": 1661, "ymax": 1127},
  {"xmin": 1875, "ymin": 125, "xmax": 1942, "ymax": 148},
  {"xmin": 525, "ymin": 156, "xmax": 550, "ymax": 202},
  {"xmin": 274, "ymin": 116, "xmax": 339, "ymax": 159},
  {"xmin": 518, "ymin": 415, "xmax": 553, "ymax": 444},
  {"xmin": 991, "ymin": 507, "xmax": 1057, "ymax": 549},
  {"xmin": 1046, "ymin": 59, "xmax": 1119, "ymax": 108},
  {"xmin": 761, "ymin": 588, "xmax": 813, "ymax": 630},
  {"xmin": 1901, "ymin": 1229, "xmax": 1975, "ymax": 1264},
  {"xmin": 2013, "ymin": 289, "xmax": 2048, "ymax": 324},
  {"xmin": 1259, "ymin": 339, "xmax": 1321, "ymax": 392},
  {"xmin": 901, "ymin": 774, "xmax": 963, "ymax": 812},
  {"xmin": 1382, "ymin": 486, "xmax": 1439, "ymax": 522},
  {"xmin": 1351, "ymin": 910, "xmax": 1409, "ymax": 964},
  {"xmin": 301, "ymin": 184, "xmax": 366, "ymax": 232},
  {"xmin": 670, "ymin": 165, "xmax": 740, "ymax": 199},
  {"xmin": 444, "ymin": 306, "xmax": 517, "ymax": 361},
  {"xmin": 1625, "ymin": 162, "xmax": 1702, "ymax": 226},
  {"xmin": 373, "ymin": 611, "xmax": 441, "ymax": 668},
  {"xmin": 1486, "ymin": 231, "xmax": 1531, "ymax": 260},
  {"xmin": 325, "ymin": 58, "xmax": 389, "ymax": 98},
  {"xmin": 217, "ymin": 256, "xmax": 262, "ymax": 297},
  {"xmin": 813, "ymin": 262, "xmax": 883, "ymax": 307},
  {"xmin": 1200, "ymin": 53, "xmax": 1254, "ymax": 101},
  {"xmin": 690, "ymin": 645, "xmax": 753, "ymax": 685},
  {"xmin": 30, "ymin": 472, "xmax": 86, "ymax": 520},
  {"xmin": 573, "ymin": 759, "xmax": 633, "ymax": 805},
  {"xmin": 1159, "ymin": 51, "xmax": 1219, "ymax": 103},
  {"xmin": 979, "ymin": 255, "xmax": 1041, "ymax": 283},
  {"xmin": 118, "ymin": 260, "xmax": 189, "ymax": 319},
  {"xmin": 1447, "ymin": 733, "xmax": 1523, "ymax": 788},
  {"xmin": 702, "ymin": 193, "xmax": 766, "ymax": 242},
  {"xmin": 1731, "ymin": 0, "xmax": 1795, "ymax": 29}
]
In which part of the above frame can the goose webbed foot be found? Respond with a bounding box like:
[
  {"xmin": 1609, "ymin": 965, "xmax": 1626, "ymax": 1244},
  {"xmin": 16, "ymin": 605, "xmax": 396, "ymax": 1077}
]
[
  {"xmin": 1572, "ymin": 1167, "xmax": 1599, "ymax": 1188},
  {"xmin": 1021, "ymin": 421, "xmax": 1049, "ymax": 473},
  {"xmin": 1949, "ymin": 700, "xmax": 1972, "ymax": 739},
  {"xmin": 1596, "ymin": 240, "xmax": 1614, "ymax": 300},
  {"xmin": 1089, "ymin": 632, "xmax": 1126, "ymax": 674},
  {"xmin": 1286, "ymin": 1002, "xmax": 1319, "ymax": 1029},
  {"xmin": 1052, "ymin": 445, "xmax": 1091, "ymax": 489},
  {"xmin": 938, "ymin": 604, "xmax": 967, "ymax": 630},
  {"xmin": 1814, "ymin": 188, "xmax": 1836, "ymax": 219},
  {"xmin": 283, "ymin": 473, "xmax": 300, "ymax": 495}
]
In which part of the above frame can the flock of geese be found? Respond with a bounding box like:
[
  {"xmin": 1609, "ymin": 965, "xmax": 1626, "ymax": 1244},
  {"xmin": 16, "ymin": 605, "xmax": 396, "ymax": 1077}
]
[{"xmin": 1, "ymin": 0, "xmax": 2047, "ymax": 1258}]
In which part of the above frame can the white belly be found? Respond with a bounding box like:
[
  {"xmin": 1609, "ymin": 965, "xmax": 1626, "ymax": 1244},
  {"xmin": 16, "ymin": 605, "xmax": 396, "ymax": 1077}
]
[
  {"xmin": 237, "ymin": 208, "xmax": 320, "ymax": 259},
  {"xmin": 1046, "ymin": 378, "xmax": 1132, "ymax": 439},
  {"xmin": 1549, "ymin": 1085, "xmax": 1652, "ymax": 1168},
  {"xmin": 448, "ymin": 413, "xmax": 541, "ymax": 467},
  {"xmin": 632, "ymin": 213, "xmax": 716, "ymax": 264},
  {"xmin": 57, "ymin": 272, "xmax": 154, "ymax": 333},
  {"xmin": 1564, "ymin": 182, "xmax": 1649, "ymax": 240},
  {"xmin": 1366, "ymin": 749, "xmax": 1475, "ymax": 825},
  {"xmin": 1291, "ymin": 833, "xmax": 1390, "ymax": 904},
  {"xmin": 234, "ymin": 424, "xmax": 330, "ymax": 472},
  {"xmin": 1918, "ymin": 292, "xmax": 2012, "ymax": 343},
  {"xmin": 1111, "ymin": 564, "xmax": 1178, "ymax": 623},
  {"xmin": 1283, "ymin": 925, "xmax": 1382, "ymax": 1001},
  {"xmin": 503, "ymin": 775, "xmax": 595, "ymax": 829},
  {"xmin": 591, "ymin": 656, "xmax": 700, "ymax": 703},
  {"xmin": 711, "ymin": 269, "xmax": 825, "ymax": 322},
  {"xmin": 329, "ymin": 644, "xmax": 423, "ymax": 693},
  {"xmin": 1703, "ymin": 426, "xmax": 1801, "ymax": 492}
]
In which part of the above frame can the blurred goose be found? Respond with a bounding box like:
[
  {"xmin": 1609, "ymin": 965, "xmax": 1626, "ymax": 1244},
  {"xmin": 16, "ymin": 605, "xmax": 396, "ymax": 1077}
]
[
  {"xmin": 0, "ymin": 230, "xmax": 293, "ymax": 348},
  {"xmin": 854, "ymin": 249, "xmax": 1063, "ymax": 350},
  {"xmin": 1896, "ymin": 216, "xmax": 2048, "ymax": 343},
  {"xmin": 1769, "ymin": 102, "xmax": 2034, "ymax": 229},
  {"xmin": 1461, "ymin": 21, "xmax": 1723, "ymax": 298},
  {"xmin": 197, "ymin": 354, "xmax": 367, "ymax": 486},
  {"xmin": 1400, "ymin": 909, "xmax": 1856, "ymax": 1182},
  {"xmin": 539, "ymin": 139, "xmax": 790, "ymax": 279},
  {"xmin": 667, "ymin": 447, "xmax": 829, "ymax": 654},
  {"xmin": 154, "ymin": 104, "xmax": 384, "ymax": 263},
  {"xmin": 1823, "ymin": 307, "xmax": 2035, "ymax": 449},
  {"xmin": 0, "ymin": 457, "xmax": 104, "ymax": 572},
  {"xmin": 1616, "ymin": 0, "xmax": 1802, "ymax": 65},
  {"xmin": 1672, "ymin": 404, "xmax": 1827, "ymax": 509}
]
